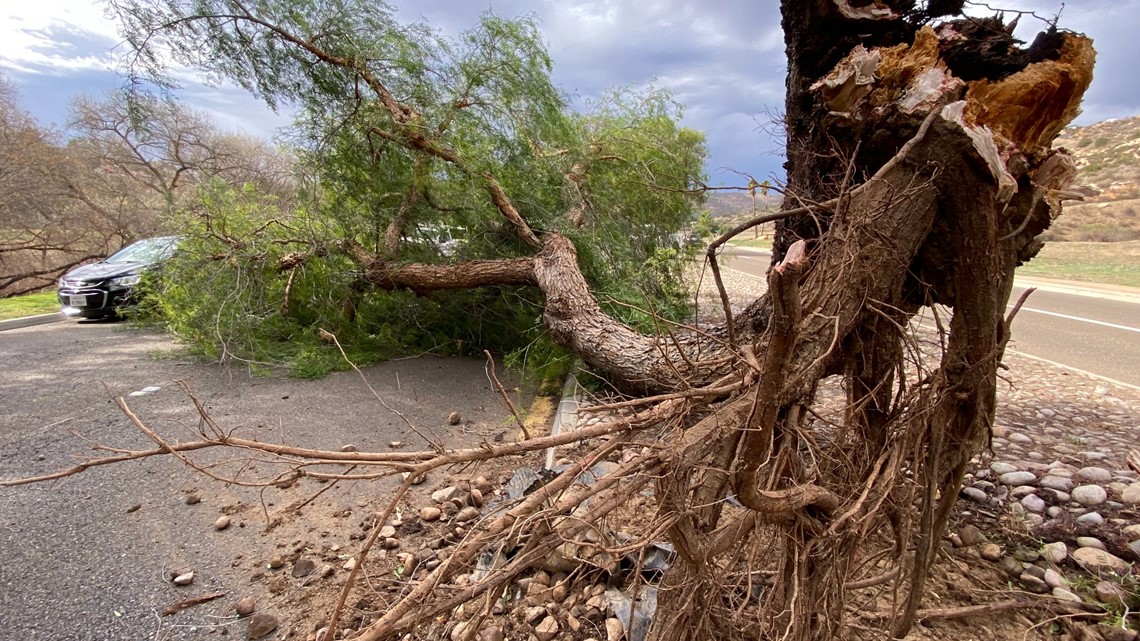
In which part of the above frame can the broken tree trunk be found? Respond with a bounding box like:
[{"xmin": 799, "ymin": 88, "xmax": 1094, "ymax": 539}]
[{"xmin": 645, "ymin": 9, "xmax": 1094, "ymax": 640}]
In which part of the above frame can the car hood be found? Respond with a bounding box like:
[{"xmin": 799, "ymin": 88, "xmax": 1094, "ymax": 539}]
[{"xmin": 64, "ymin": 261, "xmax": 144, "ymax": 283}]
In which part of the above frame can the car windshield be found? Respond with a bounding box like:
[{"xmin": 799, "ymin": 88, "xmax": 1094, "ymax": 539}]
[{"xmin": 104, "ymin": 237, "xmax": 179, "ymax": 264}]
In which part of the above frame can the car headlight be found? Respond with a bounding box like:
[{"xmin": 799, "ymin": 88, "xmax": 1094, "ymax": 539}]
[{"xmin": 110, "ymin": 275, "xmax": 141, "ymax": 287}]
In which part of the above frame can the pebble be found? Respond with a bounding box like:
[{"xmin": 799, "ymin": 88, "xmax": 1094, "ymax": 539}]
[
  {"xmin": 999, "ymin": 471, "xmax": 1037, "ymax": 486},
  {"xmin": 236, "ymin": 597, "xmax": 256, "ymax": 616},
  {"xmin": 960, "ymin": 487, "xmax": 988, "ymax": 503},
  {"xmin": 535, "ymin": 616, "xmax": 560, "ymax": 641},
  {"xmin": 1071, "ymin": 547, "xmax": 1129, "ymax": 574},
  {"xmin": 1122, "ymin": 484, "xmax": 1140, "ymax": 504},
  {"xmin": 432, "ymin": 486, "xmax": 461, "ymax": 503},
  {"xmin": 980, "ymin": 543, "xmax": 1002, "ymax": 561},
  {"xmin": 343, "ymin": 557, "xmax": 357, "ymax": 571},
  {"xmin": 1014, "ymin": 547, "xmax": 1040, "ymax": 563},
  {"xmin": 268, "ymin": 555, "xmax": 285, "ymax": 570},
  {"xmin": 1076, "ymin": 512, "xmax": 1105, "ymax": 525},
  {"xmin": 214, "ymin": 516, "xmax": 231, "ymax": 530},
  {"xmin": 1075, "ymin": 537, "xmax": 1106, "ymax": 552},
  {"xmin": 606, "ymin": 617, "xmax": 625, "ymax": 641},
  {"xmin": 1020, "ymin": 494, "xmax": 1046, "ymax": 513},
  {"xmin": 1095, "ymin": 580, "xmax": 1134, "ymax": 605},
  {"xmin": 473, "ymin": 476, "xmax": 494, "ymax": 493},
  {"xmin": 448, "ymin": 411, "xmax": 462, "ymax": 425},
  {"xmin": 1124, "ymin": 524, "xmax": 1140, "ymax": 538},
  {"xmin": 999, "ymin": 556, "xmax": 1023, "ymax": 577},
  {"xmin": 379, "ymin": 525, "xmax": 397, "ymax": 538},
  {"xmin": 450, "ymin": 621, "xmax": 471, "ymax": 641},
  {"xmin": 420, "ymin": 506, "xmax": 442, "ymax": 522},
  {"xmin": 1038, "ymin": 476, "xmax": 1074, "ymax": 492},
  {"xmin": 1076, "ymin": 467, "xmax": 1113, "ymax": 483},
  {"xmin": 991, "ymin": 462, "xmax": 1019, "ymax": 475},
  {"xmin": 1043, "ymin": 568, "xmax": 1068, "ymax": 589},
  {"xmin": 1040, "ymin": 542, "xmax": 1068, "ymax": 564},
  {"xmin": 292, "ymin": 558, "xmax": 316, "ymax": 578},
  {"xmin": 1052, "ymin": 587, "xmax": 1083, "ymax": 603},
  {"xmin": 246, "ymin": 612, "xmax": 279, "ymax": 639},
  {"xmin": 479, "ymin": 627, "xmax": 504, "ymax": 641},
  {"xmin": 321, "ymin": 564, "xmax": 335, "ymax": 578},
  {"xmin": 185, "ymin": 494, "xmax": 201, "ymax": 505},
  {"xmin": 1019, "ymin": 573, "xmax": 1049, "ymax": 594},
  {"xmin": 454, "ymin": 506, "xmax": 480, "ymax": 523},
  {"xmin": 1072, "ymin": 485, "xmax": 1108, "ymax": 506},
  {"xmin": 173, "ymin": 571, "xmax": 195, "ymax": 586},
  {"xmin": 1010, "ymin": 485, "xmax": 1037, "ymax": 499},
  {"xmin": 551, "ymin": 582, "xmax": 570, "ymax": 603}
]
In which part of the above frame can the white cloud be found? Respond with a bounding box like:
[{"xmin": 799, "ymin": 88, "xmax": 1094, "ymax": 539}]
[{"xmin": 0, "ymin": 2, "xmax": 120, "ymax": 74}]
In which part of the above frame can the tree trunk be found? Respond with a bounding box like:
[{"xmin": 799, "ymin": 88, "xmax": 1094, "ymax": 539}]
[{"xmin": 643, "ymin": 5, "xmax": 1093, "ymax": 639}]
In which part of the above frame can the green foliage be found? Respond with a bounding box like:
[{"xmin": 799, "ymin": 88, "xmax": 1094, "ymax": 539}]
[
  {"xmin": 691, "ymin": 210, "xmax": 723, "ymax": 239},
  {"xmin": 116, "ymin": 2, "xmax": 706, "ymax": 378}
]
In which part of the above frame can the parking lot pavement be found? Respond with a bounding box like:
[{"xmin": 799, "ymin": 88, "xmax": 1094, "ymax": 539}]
[{"xmin": 0, "ymin": 321, "xmax": 528, "ymax": 640}]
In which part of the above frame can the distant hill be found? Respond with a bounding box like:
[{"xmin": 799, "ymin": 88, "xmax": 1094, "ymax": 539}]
[
  {"xmin": 704, "ymin": 192, "xmax": 775, "ymax": 218},
  {"xmin": 1051, "ymin": 116, "xmax": 1140, "ymax": 241}
]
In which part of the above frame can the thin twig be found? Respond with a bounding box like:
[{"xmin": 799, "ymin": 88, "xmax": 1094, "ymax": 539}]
[
  {"xmin": 160, "ymin": 592, "xmax": 227, "ymax": 616},
  {"xmin": 319, "ymin": 328, "xmax": 442, "ymax": 451},
  {"xmin": 483, "ymin": 350, "xmax": 529, "ymax": 440}
]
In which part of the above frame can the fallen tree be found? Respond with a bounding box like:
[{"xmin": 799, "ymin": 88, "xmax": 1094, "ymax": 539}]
[{"xmin": 8, "ymin": 1, "xmax": 1096, "ymax": 639}]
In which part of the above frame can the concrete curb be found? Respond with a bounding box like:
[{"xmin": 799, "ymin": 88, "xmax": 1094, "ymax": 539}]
[
  {"xmin": 545, "ymin": 362, "xmax": 581, "ymax": 470},
  {"xmin": 722, "ymin": 245, "xmax": 771, "ymax": 256},
  {"xmin": 1014, "ymin": 276, "xmax": 1140, "ymax": 304},
  {"xmin": 0, "ymin": 312, "xmax": 67, "ymax": 332}
]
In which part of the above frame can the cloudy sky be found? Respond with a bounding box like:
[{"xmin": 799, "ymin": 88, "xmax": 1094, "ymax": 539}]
[{"xmin": 1, "ymin": 1, "xmax": 1137, "ymax": 185}]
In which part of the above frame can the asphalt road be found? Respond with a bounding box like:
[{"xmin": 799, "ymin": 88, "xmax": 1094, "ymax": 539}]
[
  {"xmin": 722, "ymin": 248, "xmax": 1140, "ymax": 388},
  {"xmin": 0, "ymin": 321, "xmax": 528, "ymax": 640},
  {"xmin": 1007, "ymin": 283, "xmax": 1140, "ymax": 388}
]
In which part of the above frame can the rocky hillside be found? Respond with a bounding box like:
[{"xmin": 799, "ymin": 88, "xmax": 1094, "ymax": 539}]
[
  {"xmin": 1047, "ymin": 116, "xmax": 1140, "ymax": 241},
  {"xmin": 704, "ymin": 191, "xmax": 774, "ymax": 218}
]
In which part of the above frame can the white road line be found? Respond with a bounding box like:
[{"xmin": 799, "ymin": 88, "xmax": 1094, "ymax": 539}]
[{"xmin": 1009, "ymin": 306, "xmax": 1140, "ymax": 334}]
